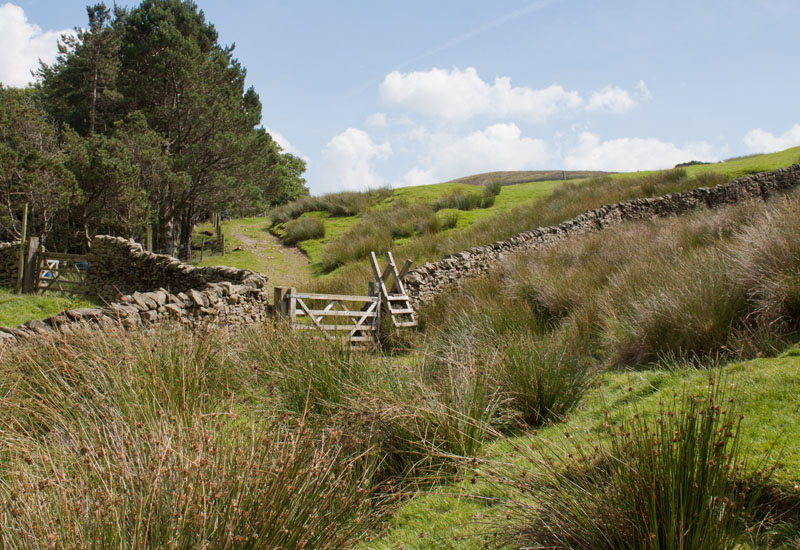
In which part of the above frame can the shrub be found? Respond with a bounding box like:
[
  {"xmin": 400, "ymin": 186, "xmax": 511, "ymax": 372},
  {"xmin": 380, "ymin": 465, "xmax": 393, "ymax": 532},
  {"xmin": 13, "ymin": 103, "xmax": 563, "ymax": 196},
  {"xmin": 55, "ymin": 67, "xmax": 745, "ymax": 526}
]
[
  {"xmin": 283, "ymin": 215, "xmax": 325, "ymax": 244},
  {"xmin": 496, "ymin": 379, "xmax": 771, "ymax": 549}
]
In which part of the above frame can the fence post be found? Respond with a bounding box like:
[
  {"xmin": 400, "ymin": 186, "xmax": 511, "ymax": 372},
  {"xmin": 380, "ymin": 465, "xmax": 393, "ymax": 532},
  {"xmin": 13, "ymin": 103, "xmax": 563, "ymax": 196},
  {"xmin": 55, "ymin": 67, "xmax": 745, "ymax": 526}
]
[
  {"xmin": 273, "ymin": 286, "xmax": 290, "ymax": 319},
  {"xmin": 22, "ymin": 236, "xmax": 40, "ymax": 294},
  {"xmin": 146, "ymin": 225, "xmax": 153, "ymax": 252},
  {"xmin": 15, "ymin": 203, "xmax": 28, "ymax": 295},
  {"xmin": 288, "ymin": 287, "xmax": 296, "ymax": 325}
]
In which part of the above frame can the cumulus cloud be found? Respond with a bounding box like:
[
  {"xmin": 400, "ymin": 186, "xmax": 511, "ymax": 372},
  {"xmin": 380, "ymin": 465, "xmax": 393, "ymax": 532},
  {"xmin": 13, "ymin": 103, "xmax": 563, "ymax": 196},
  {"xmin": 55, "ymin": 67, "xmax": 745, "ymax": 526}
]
[
  {"xmin": 380, "ymin": 67, "xmax": 583, "ymax": 123},
  {"xmin": 564, "ymin": 132, "xmax": 716, "ymax": 172},
  {"xmin": 318, "ymin": 128, "xmax": 392, "ymax": 193},
  {"xmin": 744, "ymin": 124, "xmax": 800, "ymax": 153},
  {"xmin": 0, "ymin": 3, "xmax": 72, "ymax": 87},
  {"xmin": 380, "ymin": 67, "xmax": 645, "ymax": 123},
  {"xmin": 406, "ymin": 122, "xmax": 550, "ymax": 183},
  {"xmin": 265, "ymin": 127, "xmax": 306, "ymax": 160},
  {"xmin": 398, "ymin": 167, "xmax": 438, "ymax": 188},
  {"xmin": 586, "ymin": 86, "xmax": 637, "ymax": 114}
]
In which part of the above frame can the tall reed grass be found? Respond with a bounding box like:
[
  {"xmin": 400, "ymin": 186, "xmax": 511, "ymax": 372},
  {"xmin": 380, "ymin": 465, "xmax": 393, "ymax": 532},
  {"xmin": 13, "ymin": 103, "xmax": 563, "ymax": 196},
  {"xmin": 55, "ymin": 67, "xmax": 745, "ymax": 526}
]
[
  {"xmin": 269, "ymin": 189, "xmax": 391, "ymax": 225},
  {"xmin": 495, "ymin": 377, "xmax": 772, "ymax": 549},
  {"xmin": 421, "ymin": 191, "xmax": 800, "ymax": 374},
  {"xmin": 0, "ymin": 326, "xmax": 379, "ymax": 548}
]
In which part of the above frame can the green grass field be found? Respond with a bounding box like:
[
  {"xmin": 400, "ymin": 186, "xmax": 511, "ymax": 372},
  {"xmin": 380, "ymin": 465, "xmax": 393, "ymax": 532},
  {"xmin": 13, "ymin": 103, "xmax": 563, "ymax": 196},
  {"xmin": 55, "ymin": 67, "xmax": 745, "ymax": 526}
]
[{"xmin": 0, "ymin": 286, "xmax": 98, "ymax": 328}]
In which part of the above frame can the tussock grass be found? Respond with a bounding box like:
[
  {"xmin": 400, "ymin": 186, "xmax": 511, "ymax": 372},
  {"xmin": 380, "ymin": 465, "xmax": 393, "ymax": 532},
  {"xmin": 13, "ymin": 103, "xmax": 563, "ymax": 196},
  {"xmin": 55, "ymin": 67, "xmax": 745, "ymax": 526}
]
[
  {"xmin": 0, "ymin": 325, "xmax": 379, "ymax": 548},
  {"xmin": 430, "ymin": 181, "xmax": 501, "ymax": 212},
  {"xmin": 319, "ymin": 203, "xmax": 445, "ymax": 272},
  {"xmin": 318, "ymin": 169, "xmax": 734, "ymax": 293},
  {"xmin": 269, "ymin": 189, "xmax": 391, "ymax": 225},
  {"xmin": 495, "ymin": 377, "xmax": 773, "ymax": 550},
  {"xmin": 282, "ymin": 215, "xmax": 325, "ymax": 244},
  {"xmin": 423, "ymin": 191, "xmax": 800, "ymax": 376}
]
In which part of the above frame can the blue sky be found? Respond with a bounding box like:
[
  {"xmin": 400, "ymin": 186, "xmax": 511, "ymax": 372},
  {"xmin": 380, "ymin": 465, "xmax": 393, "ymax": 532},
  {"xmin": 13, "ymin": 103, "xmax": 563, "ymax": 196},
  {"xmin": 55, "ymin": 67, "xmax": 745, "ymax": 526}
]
[{"xmin": 2, "ymin": 0, "xmax": 799, "ymax": 195}]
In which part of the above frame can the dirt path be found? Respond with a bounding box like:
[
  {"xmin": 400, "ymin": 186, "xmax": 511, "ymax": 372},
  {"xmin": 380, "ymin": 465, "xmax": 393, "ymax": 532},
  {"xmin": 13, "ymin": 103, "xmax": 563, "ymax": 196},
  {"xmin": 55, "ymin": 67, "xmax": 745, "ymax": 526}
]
[
  {"xmin": 195, "ymin": 218, "xmax": 311, "ymax": 291},
  {"xmin": 233, "ymin": 229, "xmax": 310, "ymax": 290}
]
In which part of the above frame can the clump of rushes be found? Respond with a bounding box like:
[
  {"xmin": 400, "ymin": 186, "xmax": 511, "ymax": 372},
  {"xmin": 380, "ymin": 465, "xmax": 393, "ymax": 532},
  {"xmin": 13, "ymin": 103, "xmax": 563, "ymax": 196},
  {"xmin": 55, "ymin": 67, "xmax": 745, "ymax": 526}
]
[
  {"xmin": 269, "ymin": 188, "xmax": 391, "ymax": 225},
  {"xmin": 495, "ymin": 377, "xmax": 773, "ymax": 550},
  {"xmin": 282, "ymin": 215, "xmax": 325, "ymax": 244},
  {"xmin": 0, "ymin": 326, "xmax": 378, "ymax": 549},
  {"xmin": 319, "ymin": 225, "xmax": 394, "ymax": 272},
  {"xmin": 495, "ymin": 326, "xmax": 595, "ymax": 427}
]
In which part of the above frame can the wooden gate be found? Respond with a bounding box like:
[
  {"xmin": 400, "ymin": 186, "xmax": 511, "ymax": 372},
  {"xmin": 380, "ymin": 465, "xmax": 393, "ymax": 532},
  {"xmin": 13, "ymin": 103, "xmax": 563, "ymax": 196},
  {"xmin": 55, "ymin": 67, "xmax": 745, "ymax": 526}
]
[
  {"xmin": 36, "ymin": 252, "xmax": 89, "ymax": 295},
  {"xmin": 274, "ymin": 288, "xmax": 381, "ymax": 349}
]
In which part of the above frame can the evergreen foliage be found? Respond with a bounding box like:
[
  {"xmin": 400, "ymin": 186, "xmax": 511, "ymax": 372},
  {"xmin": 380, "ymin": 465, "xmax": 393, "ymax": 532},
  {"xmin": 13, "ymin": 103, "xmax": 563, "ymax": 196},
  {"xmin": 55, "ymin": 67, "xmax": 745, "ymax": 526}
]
[{"xmin": 0, "ymin": 0, "xmax": 308, "ymax": 255}]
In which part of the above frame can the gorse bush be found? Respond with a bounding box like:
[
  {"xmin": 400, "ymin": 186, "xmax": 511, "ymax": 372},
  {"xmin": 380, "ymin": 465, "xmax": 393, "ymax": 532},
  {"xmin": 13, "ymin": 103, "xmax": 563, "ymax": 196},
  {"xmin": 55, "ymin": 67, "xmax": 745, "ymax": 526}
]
[
  {"xmin": 496, "ymin": 378, "xmax": 770, "ymax": 550},
  {"xmin": 282, "ymin": 215, "xmax": 325, "ymax": 244}
]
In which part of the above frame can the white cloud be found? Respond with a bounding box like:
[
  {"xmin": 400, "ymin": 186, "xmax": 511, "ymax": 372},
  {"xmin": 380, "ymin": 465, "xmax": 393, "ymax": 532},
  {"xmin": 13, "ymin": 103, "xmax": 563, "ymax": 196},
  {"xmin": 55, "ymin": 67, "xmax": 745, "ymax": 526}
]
[
  {"xmin": 265, "ymin": 127, "xmax": 306, "ymax": 159},
  {"xmin": 380, "ymin": 67, "xmax": 645, "ymax": 123},
  {"xmin": 743, "ymin": 124, "xmax": 800, "ymax": 153},
  {"xmin": 564, "ymin": 132, "xmax": 716, "ymax": 171},
  {"xmin": 408, "ymin": 122, "xmax": 551, "ymax": 183},
  {"xmin": 0, "ymin": 3, "xmax": 72, "ymax": 87},
  {"xmin": 586, "ymin": 86, "xmax": 637, "ymax": 114},
  {"xmin": 398, "ymin": 167, "xmax": 437, "ymax": 188},
  {"xmin": 380, "ymin": 67, "xmax": 583, "ymax": 123},
  {"xmin": 366, "ymin": 112, "xmax": 388, "ymax": 128},
  {"xmin": 318, "ymin": 128, "xmax": 392, "ymax": 193}
]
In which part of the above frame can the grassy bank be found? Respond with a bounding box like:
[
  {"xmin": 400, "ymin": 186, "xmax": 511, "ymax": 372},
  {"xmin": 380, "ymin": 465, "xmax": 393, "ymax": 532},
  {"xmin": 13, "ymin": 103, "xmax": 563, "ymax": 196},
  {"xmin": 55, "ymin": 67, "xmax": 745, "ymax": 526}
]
[{"xmin": 0, "ymin": 286, "xmax": 98, "ymax": 328}]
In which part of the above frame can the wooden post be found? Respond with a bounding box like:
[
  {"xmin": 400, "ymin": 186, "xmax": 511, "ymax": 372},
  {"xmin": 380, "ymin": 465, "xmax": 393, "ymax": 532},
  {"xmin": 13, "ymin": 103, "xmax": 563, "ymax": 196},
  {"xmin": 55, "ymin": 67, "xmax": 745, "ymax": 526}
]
[
  {"xmin": 15, "ymin": 203, "xmax": 28, "ymax": 294},
  {"xmin": 22, "ymin": 236, "xmax": 39, "ymax": 294},
  {"xmin": 200, "ymin": 237, "xmax": 205, "ymax": 262},
  {"xmin": 220, "ymin": 233, "xmax": 225, "ymax": 256},
  {"xmin": 146, "ymin": 225, "xmax": 153, "ymax": 252},
  {"xmin": 273, "ymin": 286, "xmax": 290, "ymax": 319},
  {"xmin": 288, "ymin": 287, "xmax": 296, "ymax": 325}
]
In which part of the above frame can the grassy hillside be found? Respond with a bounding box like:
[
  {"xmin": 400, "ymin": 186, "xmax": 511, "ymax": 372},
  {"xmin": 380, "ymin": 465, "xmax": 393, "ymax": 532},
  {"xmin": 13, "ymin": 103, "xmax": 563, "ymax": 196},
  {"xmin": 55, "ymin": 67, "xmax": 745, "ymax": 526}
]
[
  {"xmin": 261, "ymin": 146, "xmax": 800, "ymax": 290},
  {"xmin": 447, "ymin": 169, "xmax": 610, "ymax": 186},
  {"xmin": 3, "ymin": 158, "xmax": 800, "ymax": 547},
  {"xmin": 190, "ymin": 217, "xmax": 311, "ymax": 290}
]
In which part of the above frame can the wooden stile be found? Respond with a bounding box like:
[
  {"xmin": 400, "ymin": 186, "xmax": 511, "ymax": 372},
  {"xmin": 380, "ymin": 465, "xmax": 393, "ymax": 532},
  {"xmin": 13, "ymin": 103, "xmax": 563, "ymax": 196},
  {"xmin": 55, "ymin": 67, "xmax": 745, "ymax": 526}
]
[{"xmin": 273, "ymin": 250, "xmax": 416, "ymax": 350}]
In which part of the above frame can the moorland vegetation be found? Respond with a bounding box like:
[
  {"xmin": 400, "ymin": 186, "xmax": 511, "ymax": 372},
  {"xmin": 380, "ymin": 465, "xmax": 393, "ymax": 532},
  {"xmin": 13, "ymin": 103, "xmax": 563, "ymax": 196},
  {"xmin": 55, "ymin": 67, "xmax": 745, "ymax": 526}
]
[{"xmin": 3, "ymin": 155, "xmax": 800, "ymax": 548}]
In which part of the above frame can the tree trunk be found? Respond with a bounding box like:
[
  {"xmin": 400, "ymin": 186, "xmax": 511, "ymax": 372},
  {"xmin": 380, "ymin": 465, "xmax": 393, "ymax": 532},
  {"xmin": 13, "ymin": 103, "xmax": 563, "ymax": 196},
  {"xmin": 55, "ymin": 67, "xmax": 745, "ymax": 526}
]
[{"xmin": 179, "ymin": 206, "xmax": 194, "ymax": 261}]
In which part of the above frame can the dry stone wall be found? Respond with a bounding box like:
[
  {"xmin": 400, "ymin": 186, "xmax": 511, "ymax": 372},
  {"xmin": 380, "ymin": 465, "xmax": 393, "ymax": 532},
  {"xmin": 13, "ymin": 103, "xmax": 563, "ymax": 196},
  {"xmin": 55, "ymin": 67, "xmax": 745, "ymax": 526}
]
[
  {"xmin": 86, "ymin": 235, "xmax": 256, "ymax": 302},
  {"xmin": 405, "ymin": 164, "xmax": 800, "ymax": 305},
  {"xmin": 0, "ymin": 241, "xmax": 20, "ymax": 287},
  {"xmin": 0, "ymin": 235, "xmax": 270, "ymax": 345}
]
